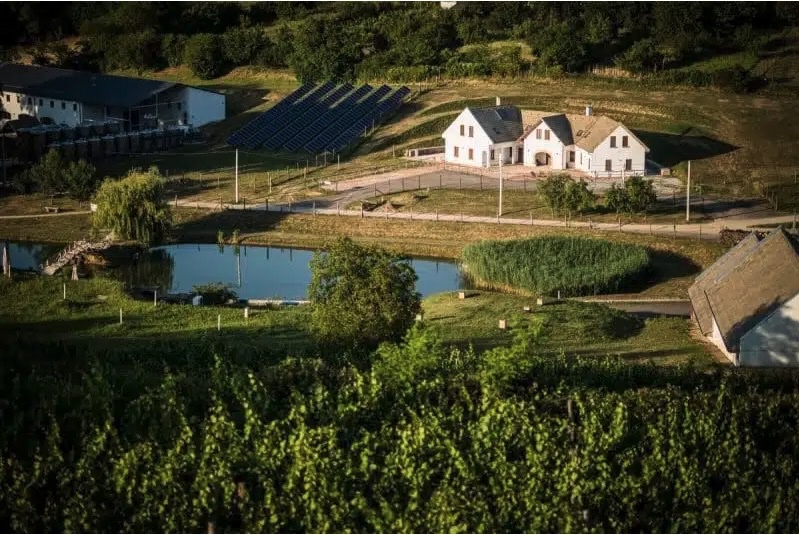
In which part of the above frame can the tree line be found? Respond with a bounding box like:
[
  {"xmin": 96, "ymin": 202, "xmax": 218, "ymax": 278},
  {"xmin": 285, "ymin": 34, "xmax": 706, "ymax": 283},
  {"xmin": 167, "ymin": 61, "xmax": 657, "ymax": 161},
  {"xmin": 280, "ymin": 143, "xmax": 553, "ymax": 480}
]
[{"xmin": 1, "ymin": 2, "xmax": 798, "ymax": 88}]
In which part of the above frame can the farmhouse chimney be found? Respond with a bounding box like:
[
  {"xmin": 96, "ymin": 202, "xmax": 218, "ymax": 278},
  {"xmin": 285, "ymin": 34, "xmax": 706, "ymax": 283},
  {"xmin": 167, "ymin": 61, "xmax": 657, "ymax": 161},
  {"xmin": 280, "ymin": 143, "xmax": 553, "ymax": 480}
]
[
  {"xmin": 496, "ymin": 96, "xmax": 502, "ymax": 106},
  {"xmin": 585, "ymin": 105, "xmax": 593, "ymax": 117}
]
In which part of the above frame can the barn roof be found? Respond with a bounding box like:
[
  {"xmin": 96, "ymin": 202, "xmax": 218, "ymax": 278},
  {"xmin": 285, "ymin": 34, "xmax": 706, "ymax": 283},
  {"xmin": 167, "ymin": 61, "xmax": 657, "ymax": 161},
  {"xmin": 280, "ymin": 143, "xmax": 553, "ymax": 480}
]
[
  {"xmin": 468, "ymin": 105, "xmax": 524, "ymax": 143},
  {"xmin": 689, "ymin": 229, "xmax": 799, "ymax": 351},
  {"xmin": 0, "ymin": 62, "xmax": 178, "ymax": 108}
]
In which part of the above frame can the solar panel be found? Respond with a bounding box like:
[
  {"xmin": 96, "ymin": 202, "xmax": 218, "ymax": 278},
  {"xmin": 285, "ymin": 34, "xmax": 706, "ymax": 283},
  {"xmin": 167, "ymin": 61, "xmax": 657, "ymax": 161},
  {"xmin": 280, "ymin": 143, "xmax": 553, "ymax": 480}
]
[
  {"xmin": 263, "ymin": 83, "xmax": 353, "ymax": 150},
  {"xmin": 304, "ymin": 85, "xmax": 393, "ymax": 153},
  {"xmin": 242, "ymin": 81, "xmax": 336, "ymax": 149},
  {"xmin": 283, "ymin": 85, "xmax": 372, "ymax": 152},
  {"xmin": 227, "ymin": 83, "xmax": 314, "ymax": 146},
  {"xmin": 227, "ymin": 81, "xmax": 409, "ymax": 154},
  {"xmin": 325, "ymin": 86, "xmax": 409, "ymax": 152}
]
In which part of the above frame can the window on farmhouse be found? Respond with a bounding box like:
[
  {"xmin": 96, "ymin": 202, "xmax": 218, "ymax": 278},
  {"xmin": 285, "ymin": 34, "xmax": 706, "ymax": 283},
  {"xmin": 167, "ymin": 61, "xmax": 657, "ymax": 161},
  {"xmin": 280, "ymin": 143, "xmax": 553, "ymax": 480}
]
[
  {"xmin": 468, "ymin": 148, "xmax": 474, "ymax": 160},
  {"xmin": 4, "ymin": 95, "xmax": 8, "ymax": 102},
  {"xmin": 610, "ymin": 136, "xmax": 616, "ymax": 148},
  {"xmin": 625, "ymin": 159, "xmax": 632, "ymax": 171},
  {"xmin": 38, "ymin": 99, "xmax": 42, "ymax": 106},
  {"xmin": 536, "ymin": 129, "xmax": 541, "ymax": 140},
  {"xmin": 622, "ymin": 135, "xmax": 629, "ymax": 148},
  {"xmin": 468, "ymin": 126, "xmax": 473, "ymax": 138},
  {"xmin": 605, "ymin": 159, "xmax": 612, "ymax": 171},
  {"xmin": 490, "ymin": 149, "xmax": 495, "ymax": 160},
  {"xmin": 61, "ymin": 102, "xmax": 65, "ymax": 110},
  {"xmin": 460, "ymin": 124, "xmax": 465, "ymax": 136},
  {"xmin": 73, "ymin": 103, "xmax": 77, "ymax": 111},
  {"xmin": 50, "ymin": 100, "xmax": 54, "ymax": 108},
  {"xmin": 544, "ymin": 130, "xmax": 550, "ymax": 141},
  {"xmin": 454, "ymin": 146, "xmax": 459, "ymax": 157}
]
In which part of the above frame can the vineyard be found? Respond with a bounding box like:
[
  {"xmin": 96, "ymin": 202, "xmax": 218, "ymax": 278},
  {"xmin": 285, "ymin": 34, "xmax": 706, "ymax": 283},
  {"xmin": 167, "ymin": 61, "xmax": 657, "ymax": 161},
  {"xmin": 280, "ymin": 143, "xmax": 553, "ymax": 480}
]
[
  {"xmin": 462, "ymin": 237, "xmax": 651, "ymax": 297},
  {"xmin": 2, "ymin": 326, "xmax": 799, "ymax": 533}
]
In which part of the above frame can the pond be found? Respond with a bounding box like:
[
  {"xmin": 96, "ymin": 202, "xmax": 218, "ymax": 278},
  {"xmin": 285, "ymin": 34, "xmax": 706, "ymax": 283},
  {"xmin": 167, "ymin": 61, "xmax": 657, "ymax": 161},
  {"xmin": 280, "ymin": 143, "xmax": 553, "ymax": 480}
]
[{"xmin": 2, "ymin": 241, "xmax": 469, "ymax": 299}]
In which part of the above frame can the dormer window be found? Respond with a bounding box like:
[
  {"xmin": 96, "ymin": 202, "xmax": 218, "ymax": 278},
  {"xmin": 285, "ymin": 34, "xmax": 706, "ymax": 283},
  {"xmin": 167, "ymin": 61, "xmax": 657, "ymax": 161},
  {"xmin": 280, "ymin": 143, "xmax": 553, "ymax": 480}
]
[
  {"xmin": 610, "ymin": 136, "xmax": 617, "ymax": 148},
  {"xmin": 468, "ymin": 126, "xmax": 473, "ymax": 138},
  {"xmin": 622, "ymin": 135, "xmax": 629, "ymax": 148},
  {"xmin": 459, "ymin": 124, "xmax": 465, "ymax": 136},
  {"xmin": 544, "ymin": 130, "xmax": 550, "ymax": 141}
]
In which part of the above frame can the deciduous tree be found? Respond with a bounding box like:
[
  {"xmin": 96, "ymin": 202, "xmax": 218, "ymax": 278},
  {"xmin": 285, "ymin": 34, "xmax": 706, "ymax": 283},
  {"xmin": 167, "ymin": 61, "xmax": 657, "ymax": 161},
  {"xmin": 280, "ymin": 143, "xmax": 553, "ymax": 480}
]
[
  {"xmin": 308, "ymin": 237, "xmax": 421, "ymax": 350},
  {"xmin": 93, "ymin": 167, "xmax": 172, "ymax": 245}
]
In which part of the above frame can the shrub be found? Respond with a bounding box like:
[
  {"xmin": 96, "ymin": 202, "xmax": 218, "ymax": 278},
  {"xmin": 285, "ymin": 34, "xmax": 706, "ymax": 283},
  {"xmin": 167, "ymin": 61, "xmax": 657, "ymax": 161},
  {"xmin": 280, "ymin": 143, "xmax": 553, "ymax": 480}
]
[
  {"xmin": 183, "ymin": 33, "xmax": 225, "ymax": 80},
  {"xmin": 161, "ymin": 34, "xmax": 187, "ymax": 68},
  {"xmin": 462, "ymin": 236, "xmax": 651, "ymax": 296},
  {"xmin": 193, "ymin": 282, "xmax": 237, "ymax": 305},
  {"xmin": 605, "ymin": 176, "xmax": 657, "ymax": 215},
  {"xmin": 221, "ymin": 27, "xmax": 270, "ymax": 66},
  {"xmin": 538, "ymin": 174, "xmax": 595, "ymax": 217}
]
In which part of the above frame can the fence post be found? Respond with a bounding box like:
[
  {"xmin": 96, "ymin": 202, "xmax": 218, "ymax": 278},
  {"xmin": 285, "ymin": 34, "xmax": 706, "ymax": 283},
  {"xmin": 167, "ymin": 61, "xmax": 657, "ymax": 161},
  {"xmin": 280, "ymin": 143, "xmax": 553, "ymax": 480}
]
[
  {"xmin": 313, "ymin": 201, "xmax": 316, "ymax": 216},
  {"xmin": 119, "ymin": 308, "xmax": 122, "ymax": 325},
  {"xmin": 418, "ymin": 176, "xmax": 421, "ymax": 190},
  {"xmin": 337, "ymin": 202, "xmax": 340, "ymax": 216},
  {"xmin": 673, "ymin": 222, "xmax": 676, "ymax": 239},
  {"xmin": 530, "ymin": 211, "xmax": 533, "ymax": 225},
  {"xmin": 217, "ymin": 314, "xmax": 221, "ymax": 331},
  {"xmin": 436, "ymin": 209, "xmax": 438, "ymax": 221},
  {"xmin": 63, "ymin": 283, "xmax": 66, "ymax": 300},
  {"xmin": 361, "ymin": 205, "xmax": 364, "ymax": 218},
  {"xmin": 154, "ymin": 290, "xmax": 157, "ymax": 307},
  {"xmin": 439, "ymin": 174, "xmax": 442, "ymax": 189}
]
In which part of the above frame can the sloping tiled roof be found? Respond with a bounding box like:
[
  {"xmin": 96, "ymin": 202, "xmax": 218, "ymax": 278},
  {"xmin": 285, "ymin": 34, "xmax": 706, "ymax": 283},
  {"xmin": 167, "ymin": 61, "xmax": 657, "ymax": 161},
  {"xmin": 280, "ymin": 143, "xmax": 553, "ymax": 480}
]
[
  {"xmin": 689, "ymin": 229, "xmax": 799, "ymax": 352},
  {"xmin": 542, "ymin": 114, "xmax": 573, "ymax": 145},
  {"xmin": 0, "ymin": 62, "xmax": 177, "ymax": 108},
  {"xmin": 469, "ymin": 105, "xmax": 523, "ymax": 143},
  {"xmin": 517, "ymin": 112, "xmax": 649, "ymax": 153}
]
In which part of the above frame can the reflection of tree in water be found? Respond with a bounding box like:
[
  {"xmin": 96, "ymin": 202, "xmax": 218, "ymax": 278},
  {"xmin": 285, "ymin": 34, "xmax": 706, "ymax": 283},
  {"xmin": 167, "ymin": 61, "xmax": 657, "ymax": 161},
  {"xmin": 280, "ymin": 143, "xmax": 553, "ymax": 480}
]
[
  {"xmin": 113, "ymin": 248, "xmax": 176, "ymax": 291},
  {"xmin": 2, "ymin": 241, "xmax": 62, "ymax": 271}
]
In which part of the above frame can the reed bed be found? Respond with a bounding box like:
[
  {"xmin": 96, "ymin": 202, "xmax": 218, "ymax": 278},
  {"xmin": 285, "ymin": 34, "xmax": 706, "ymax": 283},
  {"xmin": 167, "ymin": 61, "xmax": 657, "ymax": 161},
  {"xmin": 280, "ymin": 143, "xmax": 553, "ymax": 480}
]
[{"xmin": 462, "ymin": 236, "xmax": 651, "ymax": 297}]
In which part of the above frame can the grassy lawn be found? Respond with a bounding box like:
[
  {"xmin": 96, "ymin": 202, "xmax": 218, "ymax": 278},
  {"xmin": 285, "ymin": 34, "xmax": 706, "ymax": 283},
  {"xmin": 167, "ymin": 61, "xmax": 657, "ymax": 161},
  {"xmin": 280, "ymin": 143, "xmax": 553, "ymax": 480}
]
[
  {"xmin": 0, "ymin": 276, "xmax": 312, "ymax": 354},
  {"xmin": 349, "ymin": 188, "xmax": 715, "ymax": 224},
  {"xmin": 0, "ymin": 193, "xmax": 87, "ymax": 216},
  {"xmin": 0, "ymin": 213, "xmax": 93, "ymax": 243},
  {"xmin": 0, "ymin": 276, "xmax": 713, "ymax": 367},
  {"xmin": 423, "ymin": 291, "xmax": 715, "ymax": 366}
]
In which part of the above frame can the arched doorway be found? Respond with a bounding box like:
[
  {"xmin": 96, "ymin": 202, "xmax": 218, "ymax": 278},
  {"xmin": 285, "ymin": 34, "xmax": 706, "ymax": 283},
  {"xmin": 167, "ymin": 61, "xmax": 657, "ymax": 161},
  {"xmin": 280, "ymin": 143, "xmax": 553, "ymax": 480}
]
[{"xmin": 535, "ymin": 152, "xmax": 552, "ymax": 166}]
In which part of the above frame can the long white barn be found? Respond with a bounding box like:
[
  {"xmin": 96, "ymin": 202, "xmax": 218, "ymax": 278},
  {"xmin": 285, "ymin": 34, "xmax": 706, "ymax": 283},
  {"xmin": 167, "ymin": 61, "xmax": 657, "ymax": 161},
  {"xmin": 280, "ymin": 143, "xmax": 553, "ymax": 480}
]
[
  {"xmin": 0, "ymin": 62, "xmax": 225, "ymax": 130},
  {"xmin": 441, "ymin": 99, "xmax": 649, "ymax": 177}
]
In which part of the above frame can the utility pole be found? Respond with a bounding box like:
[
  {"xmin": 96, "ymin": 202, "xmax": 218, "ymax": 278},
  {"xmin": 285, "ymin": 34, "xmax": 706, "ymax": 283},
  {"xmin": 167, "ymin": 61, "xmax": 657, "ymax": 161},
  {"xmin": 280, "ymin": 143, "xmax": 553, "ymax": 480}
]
[
  {"xmin": 686, "ymin": 160, "xmax": 691, "ymax": 222},
  {"xmin": 235, "ymin": 148, "xmax": 239, "ymax": 204},
  {"xmin": 1, "ymin": 132, "xmax": 6, "ymax": 184},
  {"xmin": 498, "ymin": 157, "xmax": 504, "ymax": 216}
]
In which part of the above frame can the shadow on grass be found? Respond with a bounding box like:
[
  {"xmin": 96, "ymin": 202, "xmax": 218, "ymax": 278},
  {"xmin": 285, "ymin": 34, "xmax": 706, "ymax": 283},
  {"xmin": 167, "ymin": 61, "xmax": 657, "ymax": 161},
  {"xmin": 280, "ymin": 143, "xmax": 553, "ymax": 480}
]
[
  {"xmin": 634, "ymin": 129, "xmax": 738, "ymax": 168},
  {"xmin": 626, "ymin": 249, "xmax": 702, "ymax": 293},
  {"xmin": 171, "ymin": 209, "xmax": 291, "ymax": 243}
]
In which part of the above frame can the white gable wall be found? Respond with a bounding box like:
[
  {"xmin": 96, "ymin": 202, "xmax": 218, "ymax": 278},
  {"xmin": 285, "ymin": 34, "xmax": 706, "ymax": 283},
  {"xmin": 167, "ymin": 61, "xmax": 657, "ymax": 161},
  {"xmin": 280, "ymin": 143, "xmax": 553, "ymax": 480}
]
[
  {"xmin": 442, "ymin": 108, "xmax": 493, "ymax": 167},
  {"xmin": 523, "ymin": 123, "xmax": 567, "ymax": 169},
  {"xmin": 183, "ymin": 87, "xmax": 225, "ymax": 128},
  {"xmin": 587, "ymin": 125, "xmax": 647, "ymax": 177},
  {"xmin": 711, "ymin": 316, "xmax": 738, "ymax": 365},
  {"xmin": 739, "ymin": 292, "xmax": 799, "ymax": 367}
]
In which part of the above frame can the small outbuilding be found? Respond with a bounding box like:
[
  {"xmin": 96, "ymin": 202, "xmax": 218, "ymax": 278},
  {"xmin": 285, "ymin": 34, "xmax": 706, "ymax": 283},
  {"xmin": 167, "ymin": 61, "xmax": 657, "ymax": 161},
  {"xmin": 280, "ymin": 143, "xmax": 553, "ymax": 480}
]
[{"xmin": 688, "ymin": 229, "xmax": 799, "ymax": 366}]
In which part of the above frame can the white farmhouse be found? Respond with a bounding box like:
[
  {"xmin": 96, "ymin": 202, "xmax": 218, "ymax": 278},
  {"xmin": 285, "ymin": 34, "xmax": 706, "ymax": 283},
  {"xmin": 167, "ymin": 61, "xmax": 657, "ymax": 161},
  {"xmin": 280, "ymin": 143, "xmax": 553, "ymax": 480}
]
[
  {"xmin": 0, "ymin": 62, "xmax": 225, "ymax": 130},
  {"xmin": 688, "ymin": 229, "xmax": 799, "ymax": 366},
  {"xmin": 441, "ymin": 100, "xmax": 649, "ymax": 177},
  {"xmin": 519, "ymin": 107, "xmax": 649, "ymax": 177},
  {"xmin": 441, "ymin": 100, "xmax": 523, "ymax": 167}
]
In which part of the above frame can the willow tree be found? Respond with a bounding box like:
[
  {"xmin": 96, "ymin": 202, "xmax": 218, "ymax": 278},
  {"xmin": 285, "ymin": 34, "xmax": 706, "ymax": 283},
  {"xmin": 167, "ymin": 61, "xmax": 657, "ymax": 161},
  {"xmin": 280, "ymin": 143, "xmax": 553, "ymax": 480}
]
[{"xmin": 93, "ymin": 167, "xmax": 172, "ymax": 245}]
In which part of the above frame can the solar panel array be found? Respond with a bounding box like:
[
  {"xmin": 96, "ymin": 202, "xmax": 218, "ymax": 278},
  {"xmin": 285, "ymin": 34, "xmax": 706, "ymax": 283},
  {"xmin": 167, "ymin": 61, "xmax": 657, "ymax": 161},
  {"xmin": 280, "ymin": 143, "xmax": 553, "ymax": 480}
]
[{"xmin": 227, "ymin": 82, "xmax": 411, "ymax": 153}]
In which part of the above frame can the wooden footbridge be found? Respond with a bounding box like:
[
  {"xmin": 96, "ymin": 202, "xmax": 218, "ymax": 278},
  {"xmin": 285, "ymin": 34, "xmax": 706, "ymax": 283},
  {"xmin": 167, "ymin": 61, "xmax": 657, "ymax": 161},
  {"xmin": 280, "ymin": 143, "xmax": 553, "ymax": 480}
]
[{"xmin": 41, "ymin": 233, "xmax": 114, "ymax": 275}]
